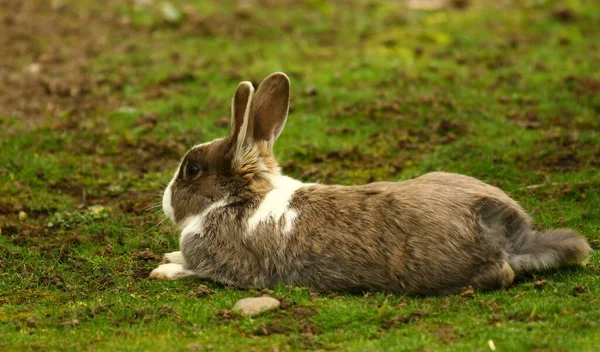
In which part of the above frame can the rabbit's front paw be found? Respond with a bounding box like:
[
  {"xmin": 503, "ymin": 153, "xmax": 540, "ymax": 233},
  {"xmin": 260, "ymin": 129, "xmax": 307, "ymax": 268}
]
[
  {"xmin": 161, "ymin": 251, "xmax": 185, "ymax": 265},
  {"xmin": 149, "ymin": 263, "xmax": 196, "ymax": 280}
]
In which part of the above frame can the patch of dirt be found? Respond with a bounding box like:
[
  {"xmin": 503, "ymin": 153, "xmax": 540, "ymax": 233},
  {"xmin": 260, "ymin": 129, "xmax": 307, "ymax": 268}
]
[
  {"xmin": 431, "ymin": 324, "xmax": 460, "ymax": 343},
  {"xmin": 49, "ymin": 178, "xmax": 86, "ymax": 200},
  {"xmin": 520, "ymin": 132, "xmax": 600, "ymax": 173},
  {"xmin": 551, "ymin": 7, "xmax": 577, "ymax": 23},
  {"xmin": 188, "ymin": 285, "xmax": 215, "ymax": 298},
  {"xmin": 123, "ymin": 136, "xmax": 189, "ymax": 174},
  {"xmin": 333, "ymin": 97, "xmax": 456, "ymax": 124},
  {"xmin": 0, "ymin": 1, "xmax": 194, "ymax": 234},
  {"xmin": 254, "ymin": 304, "xmax": 321, "ymax": 349},
  {"xmin": 6, "ymin": 223, "xmax": 51, "ymax": 247},
  {"xmin": 0, "ymin": 1, "xmax": 192, "ymax": 252},
  {"xmin": 564, "ymin": 75, "xmax": 600, "ymax": 96},
  {"xmin": 37, "ymin": 273, "xmax": 66, "ymax": 290},
  {"xmin": 507, "ymin": 109, "xmax": 542, "ymax": 130},
  {"xmin": 132, "ymin": 267, "xmax": 153, "ymax": 280},
  {"xmin": 0, "ymin": 201, "xmax": 22, "ymax": 215},
  {"xmin": 0, "ymin": 1, "xmax": 122, "ymax": 133},
  {"xmin": 135, "ymin": 249, "xmax": 159, "ymax": 262}
]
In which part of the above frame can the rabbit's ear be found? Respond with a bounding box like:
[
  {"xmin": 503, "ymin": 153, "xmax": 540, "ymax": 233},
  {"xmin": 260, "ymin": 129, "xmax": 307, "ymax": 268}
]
[
  {"xmin": 230, "ymin": 81, "xmax": 255, "ymax": 154},
  {"xmin": 251, "ymin": 72, "xmax": 290, "ymax": 143}
]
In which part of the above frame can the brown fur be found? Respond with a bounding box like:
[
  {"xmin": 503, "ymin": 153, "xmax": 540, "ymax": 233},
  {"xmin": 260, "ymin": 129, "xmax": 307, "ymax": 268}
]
[{"xmin": 154, "ymin": 72, "xmax": 591, "ymax": 295}]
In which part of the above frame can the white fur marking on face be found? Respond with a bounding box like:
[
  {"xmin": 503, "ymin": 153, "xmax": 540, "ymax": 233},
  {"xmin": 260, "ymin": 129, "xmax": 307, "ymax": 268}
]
[
  {"xmin": 162, "ymin": 176, "xmax": 176, "ymax": 223},
  {"xmin": 149, "ymin": 263, "xmax": 196, "ymax": 280},
  {"xmin": 163, "ymin": 138, "xmax": 225, "ymax": 223},
  {"xmin": 179, "ymin": 199, "xmax": 229, "ymax": 243},
  {"xmin": 247, "ymin": 175, "xmax": 304, "ymax": 234}
]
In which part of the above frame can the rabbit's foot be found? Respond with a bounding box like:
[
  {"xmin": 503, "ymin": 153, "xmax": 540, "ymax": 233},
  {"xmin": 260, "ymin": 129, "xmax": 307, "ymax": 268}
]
[
  {"xmin": 149, "ymin": 263, "xmax": 196, "ymax": 280},
  {"xmin": 161, "ymin": 251, "xmax": 185, "ymax": 265}
]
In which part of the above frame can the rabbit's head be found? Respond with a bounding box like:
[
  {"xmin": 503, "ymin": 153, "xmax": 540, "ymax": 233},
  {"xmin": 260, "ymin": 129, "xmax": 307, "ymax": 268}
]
[{"xmin": 162, "ymin": 72, "xmax": 291, "ymax": 226}]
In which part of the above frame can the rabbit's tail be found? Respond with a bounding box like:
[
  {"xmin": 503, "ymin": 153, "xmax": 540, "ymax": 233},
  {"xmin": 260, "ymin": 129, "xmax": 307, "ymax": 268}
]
[
  {"xmin": 477, "ymin": 199, "xmax": 591, "ymax": 274},
  {"xmin": 506, "ymin": 228, "xmax": 591, "ymax": 273}
]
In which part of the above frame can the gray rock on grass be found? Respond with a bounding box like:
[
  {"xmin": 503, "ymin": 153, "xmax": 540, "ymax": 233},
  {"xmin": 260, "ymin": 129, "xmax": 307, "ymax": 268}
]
[{"xmin": 232, "ymin": 296, "xmax": 281, "ymax": 317}]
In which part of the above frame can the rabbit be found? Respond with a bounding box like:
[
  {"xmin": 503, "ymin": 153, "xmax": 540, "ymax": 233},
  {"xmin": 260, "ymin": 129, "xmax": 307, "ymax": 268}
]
[{"xmin": 149, "ymin": 72, "xmax": 591, "ymax": 295}]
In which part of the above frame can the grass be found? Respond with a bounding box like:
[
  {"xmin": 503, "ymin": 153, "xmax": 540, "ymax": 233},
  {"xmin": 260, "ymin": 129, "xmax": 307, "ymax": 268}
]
[{"xmin": 1, "ymin": 0, "xmax": 599, "ymax": 351}]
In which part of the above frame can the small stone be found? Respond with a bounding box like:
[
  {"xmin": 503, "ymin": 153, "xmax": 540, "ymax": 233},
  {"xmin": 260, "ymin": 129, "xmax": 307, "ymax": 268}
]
[
  {"xmin": 18, "ymin": 211, "xmax": 28, "ymax": 221},
  {"xmin": 231, "ymin": 296, "xmax": 280, "ymax": 317}
]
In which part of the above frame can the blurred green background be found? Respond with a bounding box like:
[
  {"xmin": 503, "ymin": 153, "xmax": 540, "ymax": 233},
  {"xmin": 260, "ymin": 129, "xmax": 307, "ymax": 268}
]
[{"xmin": 0, "ymin": 0, "xmax": 599, "ymax": 350}]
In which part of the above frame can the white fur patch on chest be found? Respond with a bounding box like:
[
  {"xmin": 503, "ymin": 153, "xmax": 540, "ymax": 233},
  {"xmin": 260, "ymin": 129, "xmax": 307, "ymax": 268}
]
[
  {"xmin": 247, "ymin": 175, "xmax": 304, "ymax": 235},
  {"xmin": 179, "ymin": 199, "xmax": 229, "ymax": 243}
]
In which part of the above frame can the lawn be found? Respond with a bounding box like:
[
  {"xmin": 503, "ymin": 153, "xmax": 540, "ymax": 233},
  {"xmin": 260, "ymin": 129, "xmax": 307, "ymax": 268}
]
[{"xmin": 1, "ymin": 0, "xmax": 599, "ymax": 351}]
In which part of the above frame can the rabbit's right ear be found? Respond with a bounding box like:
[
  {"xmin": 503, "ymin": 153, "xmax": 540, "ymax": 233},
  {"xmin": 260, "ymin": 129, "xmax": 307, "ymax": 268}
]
[{"xmin": 230, "ymin": 81, "xmax": 255, "ymax": 155}]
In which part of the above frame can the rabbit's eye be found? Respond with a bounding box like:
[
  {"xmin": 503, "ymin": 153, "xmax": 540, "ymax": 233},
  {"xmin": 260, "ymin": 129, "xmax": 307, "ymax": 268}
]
[{"xmin": 186, "ymin": 162, "xmax": 201, "ymax": 178}]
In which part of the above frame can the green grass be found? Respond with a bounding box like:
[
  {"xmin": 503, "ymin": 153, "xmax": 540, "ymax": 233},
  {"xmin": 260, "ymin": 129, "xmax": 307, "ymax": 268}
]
[{"xmin": 1, "ymin": 0, "xmax": 599, "ymax": 351}]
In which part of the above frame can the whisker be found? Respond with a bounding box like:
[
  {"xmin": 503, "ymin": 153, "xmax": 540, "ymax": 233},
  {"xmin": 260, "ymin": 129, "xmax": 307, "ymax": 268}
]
[
  {"xmin": 128, "ymin": 191, "xmax": 164, "ymax": 197},
  {"xmin": 134, "ymin": 208, "xmax": 164, "ymax": 221},
  {"xmin": 141, "ymin": 216, "xmax": 168, "ymax": 237},
  {"xmin": 141, "ymin": 202, "xmax": 163, "ymax": 212},
  {"xmin": 146, "ymin": 174, "xmax": 170, "ymax": 189}
]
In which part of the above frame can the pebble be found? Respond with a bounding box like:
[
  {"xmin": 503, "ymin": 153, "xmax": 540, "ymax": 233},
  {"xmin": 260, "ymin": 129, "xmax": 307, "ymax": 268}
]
[{"xmin": 232, "ymin": 296, "xmax": 280, "ymax": 317}]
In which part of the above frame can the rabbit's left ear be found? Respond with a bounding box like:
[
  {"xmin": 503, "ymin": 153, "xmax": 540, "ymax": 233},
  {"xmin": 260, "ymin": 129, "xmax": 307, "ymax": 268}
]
[
  {"xmin": 251, "ymin": 72, "xmax": 290, "ymax": 143},
  {"xmin": 230, "ymin": 81, "xmax": 255, "ymax": 155}
]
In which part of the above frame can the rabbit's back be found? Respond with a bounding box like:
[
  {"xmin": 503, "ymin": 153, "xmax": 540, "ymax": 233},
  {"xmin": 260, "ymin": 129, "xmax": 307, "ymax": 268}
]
[{"xmin": 283, "ymin": 172, "xmax": 528, "ymax": 294}]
